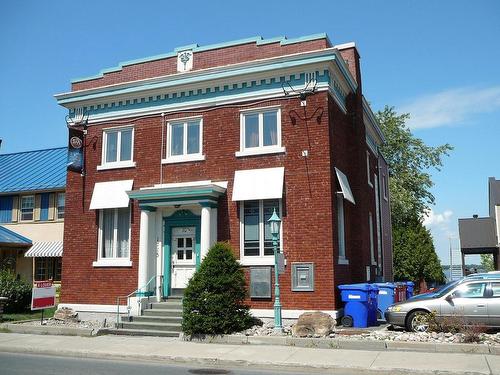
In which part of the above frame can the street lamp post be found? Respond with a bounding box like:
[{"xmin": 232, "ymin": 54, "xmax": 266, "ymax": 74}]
[{"xmin": 268, "ymin": 208, "xmax": 282, "ymax": 332}]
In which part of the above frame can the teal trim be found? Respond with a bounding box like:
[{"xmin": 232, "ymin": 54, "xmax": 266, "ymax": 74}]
[
  {"xmin": 163, "ymin": 210, "xmax": 201, "ymax": 298},
  {"xmin": 71, "ymin": 33, "xmax": 330, "ymax": 83},
  {"xmin": 139, "ymin": 205, "xmax": 157, "ymax": 212},
  {"xmin": 129, "ymin": 189, "xmax": 216, "ymax": 200}
]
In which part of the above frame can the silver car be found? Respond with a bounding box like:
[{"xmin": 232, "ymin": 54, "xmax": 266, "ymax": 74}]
[{"xmin": 385, "ymin": 278, "xmax": 500, "ymax": 332}]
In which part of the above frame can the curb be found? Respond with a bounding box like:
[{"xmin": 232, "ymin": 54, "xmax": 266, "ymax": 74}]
[
  {"xmin": 0, "ymin": 323, "xmax": 95, "ymax": 337},
  {"xmin": 0, "ymin": 344, "xmax": 489, "ymax": 375},
  {"xmin": 185, "ymin": 334, "xmax": 498, "ymax": 355}
]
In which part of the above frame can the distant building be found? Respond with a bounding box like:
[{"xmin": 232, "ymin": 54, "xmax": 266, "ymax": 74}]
[
  {"xmin": 0, "ymin": 148, "xmax": 66, "ymax": 284},
  {"xmin": 458, "ymin": 177, "xmax": 500, "ymax": 272}
]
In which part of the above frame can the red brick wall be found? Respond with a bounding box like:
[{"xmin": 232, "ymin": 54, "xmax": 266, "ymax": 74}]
[
  {"xmin": 72, "ymin": 39, "xmax": 330, "ymax": 91},
  {"xmin": 62, "ymin": 92, "xmax": 345, "ymax": 310}
]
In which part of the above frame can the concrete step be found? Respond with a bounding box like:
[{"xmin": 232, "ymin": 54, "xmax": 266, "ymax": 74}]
[
  {"xmin": 104, "ymin": 328, "xmax": 180, "ymax": 337},
  {"xmin": 149, "ymin": 301, "xmax": 183, "ymax": 309},
  {"xmin": 131, "ymin": 316, "xmax": 183, "ymax": 324},
  {"xmin": 142, "ymin": 309, "xmax": 182, "ymax": 317},
  {"xmin": 120, "ymin": 321, "xmax": 182, "ymax": 332}
]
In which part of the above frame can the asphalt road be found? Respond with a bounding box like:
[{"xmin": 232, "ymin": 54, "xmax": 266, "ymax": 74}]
[{"xmin": 0, "ymin": 352, "xmax": 363, "ymax": 375}]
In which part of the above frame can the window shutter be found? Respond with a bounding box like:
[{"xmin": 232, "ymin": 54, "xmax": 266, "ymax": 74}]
[
  {"xmin": 11, "ymin": 196, "xmax": 19, "ymax": 222},
  {"xmin": 34, "ymin": 194, "xmax": 41, "ymax": 221},
  {"xmin": 48, "ymin": 193, "xmax": 56, "ymax": 220}
]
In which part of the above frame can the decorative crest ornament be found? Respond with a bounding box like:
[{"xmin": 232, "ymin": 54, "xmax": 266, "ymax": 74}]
[{"xmin": 177, "ymin": 50, "xmax": 193, "ymax": 72}]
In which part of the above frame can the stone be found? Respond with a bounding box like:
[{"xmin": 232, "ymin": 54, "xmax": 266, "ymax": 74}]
[
  {"xmin": 291, "ymin": 311, "xmax": 336, "ymax": 337},
  {"xmin": 53, "ymin": 307, "xmax": 79, "ymax": 322}
]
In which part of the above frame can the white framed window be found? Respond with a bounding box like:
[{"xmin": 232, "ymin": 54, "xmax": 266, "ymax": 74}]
[
  {"xmin": 57, "ymin": 193, "xmax": 65, "ymax": 220},
  {"xmin": 236, "ymin": 106, "xmax": 285, "ymax": 157},
  {"xmin": 163, "ymin": 117, "xmax": 204, "ymax": 164},
  {"xmin": 382, "ymin": 173, "xmax": 388, "ymax": 201},
  {"xmin": 337, "ymin": 194, "xmax": 348, "ymax": 265},
  {"xmin": 98, "ymin": 126, "xmax": 136, "ymax": 170},
  {"xmin": 20, "ymin": 195, "xmax": 35, "ymax": 221},
  {"xmin": 369, "ymin": 212, "xmax": 376, "ymax": 265},
  {"xmin": 240, "ymin": 199, "xmax": 282, "ymax": 265},
  {"xmin": 366, "ymin": 151, "xmax": 373, "ymax": 187},
  {"xmin": 93, "ymin": 207, "xmax": 132, "ymax": 267}
]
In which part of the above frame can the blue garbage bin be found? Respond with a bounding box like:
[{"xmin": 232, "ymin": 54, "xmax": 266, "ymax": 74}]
[
  {"xmin": 406, "ymin": 281, "xmax": 415, "ymax": 299},
  {"xmin": 374, "ymin": 283, "xmax": 396, "ymax": 320},
  {"xmin": 338, "ymin": 283, "xmax": 374, "ymax": 328},
  {"xmin": 367, "ymin": 284, "xmax": 379, "ymax": 326}
]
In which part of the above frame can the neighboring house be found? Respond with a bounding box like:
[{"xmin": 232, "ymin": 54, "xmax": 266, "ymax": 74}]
[
  {"xmin": 55, "ymin": 33, "xmax": 393, "ymax": 319},
  {"xmin": 459, "ymin": 177, "xmax": 500, "ymax": 272},
  {"xmin": 0, "ymin": 147, "xmax": 66, "ymax": 284}
]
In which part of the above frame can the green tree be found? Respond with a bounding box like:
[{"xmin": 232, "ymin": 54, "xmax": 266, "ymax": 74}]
[
  {"xmin": 377, "ymin": 106, "xmax": 451, "ymax": 283},
  {"xmin": 377, "ymin": 107, "xmax": 452, "ymax": 226},
  {"xmin": 480, "ymin": 254, "xmax": 495, "ymax": 272},
  {"xmin": 182, "ymin": 242, "xmax": 254, "ymax": 335},
  {"xmin": 393, "ymin": 220, "xmax": 445, "ymax": 284}
]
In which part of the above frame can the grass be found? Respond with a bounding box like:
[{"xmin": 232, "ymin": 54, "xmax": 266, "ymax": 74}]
[{"xmin": 1, "ymin": 307, "xmax": 57, "ymax": 323}]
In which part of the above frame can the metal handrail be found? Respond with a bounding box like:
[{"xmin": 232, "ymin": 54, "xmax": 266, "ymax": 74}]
[{"xmin": 116, "ymin": 275, "xmax": 157, "ymax": 328}]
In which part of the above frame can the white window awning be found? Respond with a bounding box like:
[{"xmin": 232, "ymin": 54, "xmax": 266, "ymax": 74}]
[
  {"xmin": 25, "ymin": 241, "xmax": 63, "ymax": 257},
  {"xmin": 232, "ymin": 167, "xmax": 284, "ymax": 201},
  {"xmin": 90, "ymin": 180, "xmax": 133, "ymax": 210},
  {"xmin": 335, "ymin": 167, "xmax": 355, "ymax": 204}
]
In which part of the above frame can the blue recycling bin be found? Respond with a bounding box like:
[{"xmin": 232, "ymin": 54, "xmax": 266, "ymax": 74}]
[
  {"xmin": 374, "ymin": 283, "xmax": 396, "ymax": 320},
  {"xmin": 406, "ymin": 281, "xmax": 415, "ymax": 299},
  {"xmin": 338, "ymin": 283, "xmax": 378, "ymax": 328}
]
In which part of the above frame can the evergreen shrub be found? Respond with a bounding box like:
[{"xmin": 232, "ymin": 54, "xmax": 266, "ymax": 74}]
[{"xmin": 0, "ymin": 270, "xmax": 31, "ymax": 313}]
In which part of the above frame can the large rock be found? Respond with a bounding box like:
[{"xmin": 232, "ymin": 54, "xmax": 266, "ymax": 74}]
[
  {"xmin": 292, "ymin": 311, "xmax": 336, "ymax": 337},
  {"xmin": 53, "ymin": 307, "xmax": 79, "ymax": 322}
]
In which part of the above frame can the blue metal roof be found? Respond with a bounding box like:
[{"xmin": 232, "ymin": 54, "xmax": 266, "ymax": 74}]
[
  {"xmin": 0, "ymin": 147, "xmax": 67, "ymax": 193},
  {"xmin": 0, "ymin": 225, "xmax": 32, "ymax": 246}
]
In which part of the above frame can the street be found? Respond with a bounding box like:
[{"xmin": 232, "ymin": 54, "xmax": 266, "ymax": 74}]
[{"xmin": 0, "ymin": 352, "xmax": 363, "ymax": 375}]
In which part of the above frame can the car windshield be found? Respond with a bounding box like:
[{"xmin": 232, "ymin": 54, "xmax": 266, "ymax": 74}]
[{"xmin": 433, "ymin": 280, "xmax": 461, "ymax": 297}]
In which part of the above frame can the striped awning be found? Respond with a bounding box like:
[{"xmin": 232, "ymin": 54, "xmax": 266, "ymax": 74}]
[{"xmin": 25, "ymin": 241, "xmax": 63, "ymax": 257}]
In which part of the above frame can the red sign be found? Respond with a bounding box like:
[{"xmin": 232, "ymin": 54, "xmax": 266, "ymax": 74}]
[{"xmin": 31, "ymin": 281, "xmax": 56, "ymax": 310}]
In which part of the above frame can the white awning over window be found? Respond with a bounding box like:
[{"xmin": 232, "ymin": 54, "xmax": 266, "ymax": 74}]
[
  {"xmin": 89, "ymin": 180, "xmax": 133, "ymax": 210},
  {"xmin": 335, "ymin": 167, "xmax": 355, "ymax": 204},
  {"xmin": 232, "ymin": 167, "xmax": 284, "ymax": 201},
  {"xmin": 25, "ymin": 241, "xmax": 63, "ymax": 257}
]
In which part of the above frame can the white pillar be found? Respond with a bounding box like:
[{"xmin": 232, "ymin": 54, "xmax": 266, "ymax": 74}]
[
  {"xmin": 210, "ymin": 207, "xmax": 218, "ymax": 246},
  {"xmin": 138, "ymin": 209, "xmax": 154, "ymax": 291},
  {"xmin": 200, "ymin": 205, "xmax": 211, "ymax": 260}
]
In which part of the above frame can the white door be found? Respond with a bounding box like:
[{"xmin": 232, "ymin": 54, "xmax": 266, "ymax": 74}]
[{"xmin": 171, "ymin": 227, "xmax": 196, "ymax": 289}]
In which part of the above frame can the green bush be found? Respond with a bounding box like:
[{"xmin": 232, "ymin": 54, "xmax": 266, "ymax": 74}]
[
  {"xmin": 0, "ymin": 270, "xmax": 32, "ymax": 313},
  {"xmin": 182, "ymin": 242, "xmax": 254, "ymax": 335}
]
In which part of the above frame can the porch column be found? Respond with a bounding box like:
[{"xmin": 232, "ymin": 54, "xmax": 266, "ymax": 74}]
[
  {"xmin": 210, "ymin": 207, "xmax": 218, "ymax": 246},
  {"xmin": 138, "ymin": 207, "xmax": 156, "ymax": 292},
  {"xmin": 200, "ymin": 204, "xmax": 211, "ymax": 260}
]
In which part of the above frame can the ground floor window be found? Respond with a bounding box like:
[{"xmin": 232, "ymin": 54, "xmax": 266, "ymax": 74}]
[
  {"xmin": 34, "ymin": 257, "xmax": 62, "ymax": 281},
  {"xmin": 99, "ymin": 207, "xmax": 130, "ymax": 259},
  {"xmin": 240, "ymin": 199, "xmax": 281, "ymax": 261}
]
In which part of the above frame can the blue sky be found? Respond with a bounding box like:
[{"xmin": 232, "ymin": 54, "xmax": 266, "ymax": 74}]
[{"xmin": 1, "ymin": 0, "xmax": 499, "ymax": 265}]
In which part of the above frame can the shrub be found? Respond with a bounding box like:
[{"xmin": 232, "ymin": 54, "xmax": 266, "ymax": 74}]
[
  {"xmin": 182, "ymin": 242, "xmax": 254, "ymax": 335},
  {"xmin": 0, "ymin": 270, "xmax": 32, "ymax": 313},
  {"xmin": 427, "ymin": 310, "xmax": 487, "ymax": 342}
]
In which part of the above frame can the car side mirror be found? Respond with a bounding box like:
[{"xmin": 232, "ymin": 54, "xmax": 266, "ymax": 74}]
[{"xmin": 445, "ymin": 293, "xmax": 454, "ymax": 302}]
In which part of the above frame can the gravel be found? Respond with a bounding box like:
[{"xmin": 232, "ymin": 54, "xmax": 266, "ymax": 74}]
[{"xmin": 16, "ymin": 318, "xmax": 106, "ymax": 330}]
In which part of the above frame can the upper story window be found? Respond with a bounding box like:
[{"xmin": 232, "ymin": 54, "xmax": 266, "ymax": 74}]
[
  {"xmin": 240, "ymin": 199, "xmax": 282, "ymax": 265},
  {"xmin": 20, "ymin": 195, "xmax": 34, "ymax": 221},
  {"xmin": 98, "ymin": 126, "xmax": 136, "ymax": 170},
  {"xmin": 57, "ymin": 193, "xmax": 65, "ymax": 219},
  {"xmin": 236, "ymin": 107, "xmax": 284, "ymax": 157},
  {"xmin": 367, "ymin": 151, "xmax": 373, "ymax": 188},
  {"xmin": 163, "ymin": 117, "xmax": 204, "ymax": 164}
]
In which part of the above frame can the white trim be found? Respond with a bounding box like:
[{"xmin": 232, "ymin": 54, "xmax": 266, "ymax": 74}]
[
  {"xmin": 250, "ymin": 309, "xmax": 341, "ymax": 320},
  {"xmin": 333, "ymin": 42, "xmax": 356, "ymax": 50},
  {"xmin": 162, "ymin": 154, "xmax": 205, "ymax": 164},
  {"xmin": 367, "ymin": 151, "xmax": 373, "ymax": 188},
  {"xmin": 19, "ymin": 194, "xmax": 35, "ymax": 222},
  {"xmin": 165, "ymin": 116, "xmax": 204, "ymax": 163},
  {"xmin": 92, "ymin": 259, "xmax": 132, "ymax": 267},
  {"xmin": 58, "ymin": 303, "xmax": 128, "ymax": 314},
  {"xmin": 97, "ymin": 161, "xmax": 136, "ymax": 171},
  {"xmin": 239, "ymin": 199, "xmax": 283, "ymax": 264},
  {"xmin": 338, "ymin": 257, "xmax": 349, "ymax": 265},
  {"xmin": 235, "ymin": 147, "xmax": 285, "ymax": 158},
  {"xmin": 100, "ymin": 126, "xmax": 135, "ymax": 169}
]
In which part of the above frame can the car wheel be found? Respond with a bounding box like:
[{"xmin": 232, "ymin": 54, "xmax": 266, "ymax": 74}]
[{"xmin": 406, "ymin": 310, "xmax": 430, "ymax": 332}]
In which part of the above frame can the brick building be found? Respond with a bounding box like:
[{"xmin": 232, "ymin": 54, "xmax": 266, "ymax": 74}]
[{"xmin": 55, "ymin": 33, "xmax": 392, "ymax": 320}]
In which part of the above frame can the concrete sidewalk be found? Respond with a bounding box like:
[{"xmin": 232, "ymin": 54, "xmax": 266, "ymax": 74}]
[{"xmin": 0, "ymin": 333, "xmax": 499, "ymax": 375}]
